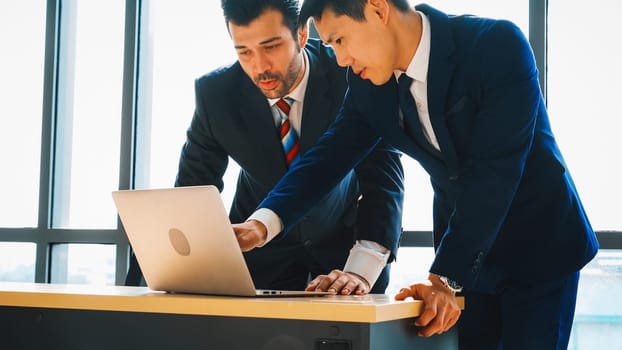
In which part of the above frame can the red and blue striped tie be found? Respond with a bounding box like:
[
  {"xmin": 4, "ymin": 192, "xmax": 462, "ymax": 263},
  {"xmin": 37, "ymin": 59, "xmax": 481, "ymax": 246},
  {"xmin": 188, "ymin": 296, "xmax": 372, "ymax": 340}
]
[{"xmin": 275, "ymin": 97, "xmax": 299, "ymax": 166}]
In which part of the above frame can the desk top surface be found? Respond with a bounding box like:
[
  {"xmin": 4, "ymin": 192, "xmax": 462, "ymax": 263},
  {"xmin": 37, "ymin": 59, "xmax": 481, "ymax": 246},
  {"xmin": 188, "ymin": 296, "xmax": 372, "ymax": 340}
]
[{"xmin": 0, "ymin": 282, "xmax": 465, "ymax": 323}]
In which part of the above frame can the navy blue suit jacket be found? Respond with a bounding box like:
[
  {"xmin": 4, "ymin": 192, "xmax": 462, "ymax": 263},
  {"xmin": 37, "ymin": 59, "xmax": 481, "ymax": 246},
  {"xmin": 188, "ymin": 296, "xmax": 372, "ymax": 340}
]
[
  {"xmin": 175, "ymin": 39, "xmax": 404, "ymax": 276},
  {"xmin": 259, "ymin": 5, "xmax": 598, "ymax": 291}
]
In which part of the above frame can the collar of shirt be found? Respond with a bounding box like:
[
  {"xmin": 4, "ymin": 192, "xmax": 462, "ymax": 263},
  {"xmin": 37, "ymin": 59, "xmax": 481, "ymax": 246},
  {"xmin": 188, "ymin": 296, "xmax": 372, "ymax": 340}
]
[{"xmin": 267, "ymin": 50, "xmax": 309, "ymax": 132}]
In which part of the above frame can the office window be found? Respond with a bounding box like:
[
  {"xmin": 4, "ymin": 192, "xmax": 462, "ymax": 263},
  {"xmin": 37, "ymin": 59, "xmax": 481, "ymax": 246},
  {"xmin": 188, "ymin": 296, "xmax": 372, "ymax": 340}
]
[
  {"xmin": 401, "ymin": 0, "xmax": 529, "ymax": 229},
  {"xmin": 548, "ymin": 0, "xmax": 621, "ymax": 230},
  {"xmin": 571, "ymin": 250, "xmax": 622, "ymax": 349},
  {"xmin": 135, "ymin": 1, "xmax": 241, "ymax": 208},
  {"xmin": 548, "ymin": 2, "xmax": 622, "ymax": 348},
  {"xmin": 52, "ymin": 0, "xmax": 125, "ymax": 229},
  {"xmin": 385, "ymin": 247, "xmax": 436, "ymax": 295},
  {"xmin": 0, "ymin": 243, "xmax": 36, "ymax": 282},
  {"xmin": 0, "ymin": 1, "xmax": 46, "ymax": 228},
  {"xmin": 50, "ymin": 243, "xmax": 115, "ymax": 285}
]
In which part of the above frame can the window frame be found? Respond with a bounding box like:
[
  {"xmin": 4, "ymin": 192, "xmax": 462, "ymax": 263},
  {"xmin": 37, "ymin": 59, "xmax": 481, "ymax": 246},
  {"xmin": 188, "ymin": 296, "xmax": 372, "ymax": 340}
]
[{"xmin": 0, "ymin": 0, "xmax": 619, "ymax": 286}]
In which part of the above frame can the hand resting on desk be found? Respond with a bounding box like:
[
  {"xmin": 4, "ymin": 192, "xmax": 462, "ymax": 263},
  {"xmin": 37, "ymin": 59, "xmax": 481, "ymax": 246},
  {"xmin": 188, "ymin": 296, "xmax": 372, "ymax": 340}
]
[
  {"xmin": 306, "ymin": 269, "xmax": 371, "ymax": 295},
  {"xmin": 395, "ymin": 275, "xmax": 462, "ymax": 337}
]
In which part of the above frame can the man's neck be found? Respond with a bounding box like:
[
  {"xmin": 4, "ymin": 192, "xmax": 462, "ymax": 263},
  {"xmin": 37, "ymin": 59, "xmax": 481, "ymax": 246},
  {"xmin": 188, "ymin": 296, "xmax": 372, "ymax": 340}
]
[
  {"xmin": 393, "ymin": 10, "xmax": 422, "ymax": 72},
  {"xmin": 287, "ymin": 51, "xmax": 306, "ymax": 95}
]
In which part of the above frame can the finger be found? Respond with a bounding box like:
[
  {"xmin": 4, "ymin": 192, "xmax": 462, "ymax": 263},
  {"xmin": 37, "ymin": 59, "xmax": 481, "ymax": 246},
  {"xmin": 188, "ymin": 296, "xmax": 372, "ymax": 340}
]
[
  {"xmin": 339, "ymin": 280, "xmax": 358, "ymax": 295},
  {"xmin": 443, "ymin": 309, "xmax": 461, "ymax": 332},
  {"xmin": 414, "ymin": 301, "xmax": 438, "ymax": 327},
  {"xmin": 321, "ymin": 270, "xmax": 344, "ymax": 292},
  {"xmin": 417, "ymin": 311, "xmax": 445, "ymax": 337},
  {"xmin": 421, "ymin": 301, "xmax": 461, "ymax": 337},
  {"xmin": 395, "ymin": 287, "xmax": 414, "ymax": 300},
  {"xmin": 305, "ymin": 278, "xmax": 319, "ymax": 291},
  {"xmin": 343, "ymin": 272, "xmax": 370, "ymax": 295},
  {"xmin": 353, "ymin": 284, "xmax": 369, "ymax": 295},
  {"xmin": 327, "ymin": 273, "xmax": 350, "ymax": 293},
  {"xmin": 343, "ymin": 278, "xmax": 366, "ymax": 295},
  {"xmin": 418, "ymin": 321, "xmax": 444, "ymax": 338},
  {"xmin": 235, "ymin": 233, "xmax": 253, "ymax": 252},
  {"xmin": 239, "ymin": 232, "xmax": 260, "ymax": 252},
  {"xmin": 318, "ymin": 271, "xmax": 350, "ymax": 291},
  {"xmin": 309, "ymin": 276, "xmax": 332, "ymax": 291}
]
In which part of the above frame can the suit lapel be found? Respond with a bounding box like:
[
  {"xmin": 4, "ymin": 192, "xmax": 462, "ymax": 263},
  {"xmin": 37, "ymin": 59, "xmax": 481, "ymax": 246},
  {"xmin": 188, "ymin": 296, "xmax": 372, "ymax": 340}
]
[
  {"xmin": 238, "ymin": 74, "xmax": 289, "ymax": 182},
  {"xmin": 369, "ymin": 77, "xmax": 443, "ymax": 168},
  {"xmin": 299, "ymin": 49, "xmax": 333, "ymax": 154},
  {"xmin": 419, "ymin": 5, "xmax": 460, "ymax": 179}
]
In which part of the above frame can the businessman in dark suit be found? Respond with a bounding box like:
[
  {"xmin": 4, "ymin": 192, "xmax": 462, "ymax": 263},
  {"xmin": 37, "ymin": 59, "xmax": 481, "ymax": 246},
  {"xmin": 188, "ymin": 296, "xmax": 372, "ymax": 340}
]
[
  {"xmin": 169, "ymin": 0, "xmax": 404, "ymax": 294},
  {"xmin": 232, "ymin": 1, "xmax": 599, "ymax": 348}
]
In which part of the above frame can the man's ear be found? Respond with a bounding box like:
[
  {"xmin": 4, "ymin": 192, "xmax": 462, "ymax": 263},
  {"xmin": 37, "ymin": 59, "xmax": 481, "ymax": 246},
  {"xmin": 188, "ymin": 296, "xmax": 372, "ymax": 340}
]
[
  {"xmin": 368, "ymin": 0, "xmax": 390, "ymax": 23},
  {"xmin": 298, "ymin": 23, "xmax": 309, "ymax": 48}
]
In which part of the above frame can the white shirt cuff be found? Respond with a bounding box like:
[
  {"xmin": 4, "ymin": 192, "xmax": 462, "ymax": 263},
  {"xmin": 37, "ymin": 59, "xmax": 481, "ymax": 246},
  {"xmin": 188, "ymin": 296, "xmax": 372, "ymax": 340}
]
[
  {"xmin": 343, "ymin": 240, "xmax": 390, "ymax": 289},
  {"xmin": 247, "ymin": 208, "xmax": 283, "ymax": 247}
]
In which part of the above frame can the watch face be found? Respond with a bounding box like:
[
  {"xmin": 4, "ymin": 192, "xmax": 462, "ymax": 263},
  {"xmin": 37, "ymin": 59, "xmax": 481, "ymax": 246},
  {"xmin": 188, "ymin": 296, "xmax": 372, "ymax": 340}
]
[
  {"xmin": 448, "ymin": 279, "xmax": 462, "ymax": 290},
  {"xmin": 440, "ymin": 276, "xmax": 463, "ymax": 292}
]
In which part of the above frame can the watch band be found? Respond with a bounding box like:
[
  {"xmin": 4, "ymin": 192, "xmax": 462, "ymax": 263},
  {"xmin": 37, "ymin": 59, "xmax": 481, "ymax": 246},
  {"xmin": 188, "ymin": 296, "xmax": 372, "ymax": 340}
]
[{"xmin": 438, "ymin": 275, "xmax": 463, "ymax": 293}]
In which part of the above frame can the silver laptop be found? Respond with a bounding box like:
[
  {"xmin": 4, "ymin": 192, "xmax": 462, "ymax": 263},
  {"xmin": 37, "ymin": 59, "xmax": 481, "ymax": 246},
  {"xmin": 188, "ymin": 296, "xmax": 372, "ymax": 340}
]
[{"xmin": 112, "ymin": 185, "xmax": 333, "ymax": 297}]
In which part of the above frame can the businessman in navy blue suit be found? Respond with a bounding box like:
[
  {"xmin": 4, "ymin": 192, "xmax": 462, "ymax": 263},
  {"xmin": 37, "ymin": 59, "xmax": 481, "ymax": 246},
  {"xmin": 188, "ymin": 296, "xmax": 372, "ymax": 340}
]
[
  {"xmin": 167, "ymin": 0, "xmax": 404, "ymax": 294},
  {"xmin": 232, "ymin": 1, "xmax": 599, "ymax": 349}
]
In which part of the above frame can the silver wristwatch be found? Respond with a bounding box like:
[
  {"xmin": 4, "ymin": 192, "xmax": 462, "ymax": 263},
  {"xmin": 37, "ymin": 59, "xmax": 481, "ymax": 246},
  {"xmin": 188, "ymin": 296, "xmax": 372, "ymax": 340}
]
[{"xmin": 439, "ymin": 275, "xmax": 463, "ymax": 293}]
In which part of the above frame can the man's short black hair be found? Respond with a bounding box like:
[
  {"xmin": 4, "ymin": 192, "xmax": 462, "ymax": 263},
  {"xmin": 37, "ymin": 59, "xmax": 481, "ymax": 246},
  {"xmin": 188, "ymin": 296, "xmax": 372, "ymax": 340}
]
[
  {"xmin": 221, "ymin": 0, "xmax": 301, "ymax": 39},
  {"xmin": 299, "ymin": 0, "xmax": 410, "ymax": 26}
]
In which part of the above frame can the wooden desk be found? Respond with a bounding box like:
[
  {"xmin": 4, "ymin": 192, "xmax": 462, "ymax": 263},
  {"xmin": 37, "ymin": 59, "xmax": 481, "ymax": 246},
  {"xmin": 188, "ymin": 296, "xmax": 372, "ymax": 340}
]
[{"xmin": 0, "ymin": 282, "xmax": 463, "ymax": 350}]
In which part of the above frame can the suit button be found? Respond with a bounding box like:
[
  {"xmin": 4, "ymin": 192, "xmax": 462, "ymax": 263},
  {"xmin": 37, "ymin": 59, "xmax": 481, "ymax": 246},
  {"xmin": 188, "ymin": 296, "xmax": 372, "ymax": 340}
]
[
  {"xmin": 472, "ymin": 251, "xmax": 485, "ymax": 272},
  {"xmin": 304, "ymin": 240, "xmax": 312, "ymax": 247}
]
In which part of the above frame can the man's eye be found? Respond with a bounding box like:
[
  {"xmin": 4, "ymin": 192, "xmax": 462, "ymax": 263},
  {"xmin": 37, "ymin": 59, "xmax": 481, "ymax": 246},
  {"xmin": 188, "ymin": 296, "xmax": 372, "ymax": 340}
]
[{"xmin": 335, "ymin": 38, "xmax": 342, "ymax": 45}]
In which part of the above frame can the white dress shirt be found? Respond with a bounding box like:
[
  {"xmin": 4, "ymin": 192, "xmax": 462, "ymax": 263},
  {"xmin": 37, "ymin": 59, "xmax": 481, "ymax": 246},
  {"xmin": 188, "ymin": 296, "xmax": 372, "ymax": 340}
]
[{"xmin": 394, "ymin": 11, "xmax": 440, "ymax": 151}]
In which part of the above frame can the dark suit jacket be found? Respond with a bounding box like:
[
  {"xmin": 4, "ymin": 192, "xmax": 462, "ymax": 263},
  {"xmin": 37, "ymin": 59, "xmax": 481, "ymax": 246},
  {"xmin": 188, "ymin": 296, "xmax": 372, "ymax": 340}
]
[
  {"xmin": 174, "ymin": 39, "xmax": 404, "ymax": 288},
  {"xmin": 259, "ymin": 5, "xmax": 598, "ymax": 291}
]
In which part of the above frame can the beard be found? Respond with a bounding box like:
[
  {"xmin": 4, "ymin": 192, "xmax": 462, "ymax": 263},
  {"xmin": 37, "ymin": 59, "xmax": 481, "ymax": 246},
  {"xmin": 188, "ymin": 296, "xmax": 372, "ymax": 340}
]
[{"xmin": 253, "ymin": 52, "xmax": 303, "ymax": 99}]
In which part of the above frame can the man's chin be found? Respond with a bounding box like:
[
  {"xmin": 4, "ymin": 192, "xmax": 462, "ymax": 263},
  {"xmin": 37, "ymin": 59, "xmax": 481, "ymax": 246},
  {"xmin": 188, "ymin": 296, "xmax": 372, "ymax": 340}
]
[
  {"xmin": 362, "ymin": 76, "xmax": 390, "ymax": 86},
  {"xmin": 354, "ymin": 69, "xmax": 390, "ymax": 86},
  {"xmin": 369, "ymin": 73, "xmax": 394, "ymax": 86},
  {"xmin": 260, "ymin": 90, "xmax": 283, "ymax": 99}
]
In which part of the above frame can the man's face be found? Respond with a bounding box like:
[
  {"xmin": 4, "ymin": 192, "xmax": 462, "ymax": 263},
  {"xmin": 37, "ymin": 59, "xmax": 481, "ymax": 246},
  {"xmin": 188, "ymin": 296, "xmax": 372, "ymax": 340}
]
[
  {"xmin": 315, "ymin": 5, "xmax": 397, "ymax": 85},
  {"xmin": 229, "ymin": 9, "xmax": 306, "ymax": 99}
]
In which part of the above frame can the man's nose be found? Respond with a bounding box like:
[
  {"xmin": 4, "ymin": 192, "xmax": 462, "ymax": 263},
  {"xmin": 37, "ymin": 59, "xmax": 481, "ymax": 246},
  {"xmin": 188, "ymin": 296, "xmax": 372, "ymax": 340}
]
[
  {"xmin": 335, "ymin": 50, "xmax": 352, "ymax": 68},
  {"xmin": 253, "ymin": 52, "xmax": 271, "ymax": 73}
]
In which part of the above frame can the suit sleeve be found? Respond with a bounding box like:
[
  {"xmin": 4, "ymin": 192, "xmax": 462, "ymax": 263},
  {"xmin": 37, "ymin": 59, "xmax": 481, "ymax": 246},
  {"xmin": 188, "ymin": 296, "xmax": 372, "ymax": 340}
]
[
  {"xmin": 352, "ymin": 139, "xmax": 404, "ymax": 261},
  {"xmin": 430, "ymin": 21, "xmax": 542, "ymax": 288},
  {"xmin": 175, "ymin": 78, "xmax": 229, "ymax": 189},
  {"xmin": 258, "ymin": 88, "xmax": 386, "ymax": 241}
]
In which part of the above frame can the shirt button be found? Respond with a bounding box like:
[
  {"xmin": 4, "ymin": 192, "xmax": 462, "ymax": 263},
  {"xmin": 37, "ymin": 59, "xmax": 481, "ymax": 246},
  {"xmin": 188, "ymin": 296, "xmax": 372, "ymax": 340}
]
[{"xmin": 304, "ymin": 240, "xmax": 312, "ymax": 247}]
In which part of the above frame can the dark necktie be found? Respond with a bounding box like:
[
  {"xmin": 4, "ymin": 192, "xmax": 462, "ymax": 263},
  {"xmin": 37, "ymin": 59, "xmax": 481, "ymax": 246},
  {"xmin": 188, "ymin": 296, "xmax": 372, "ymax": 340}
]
[
  {"xmin": 398, "ymin": 74, "xmax": 442, "ymax": 158},
  {"xmin": 275, "ymin": 97, "xmax": 299, "ymax": 166}
]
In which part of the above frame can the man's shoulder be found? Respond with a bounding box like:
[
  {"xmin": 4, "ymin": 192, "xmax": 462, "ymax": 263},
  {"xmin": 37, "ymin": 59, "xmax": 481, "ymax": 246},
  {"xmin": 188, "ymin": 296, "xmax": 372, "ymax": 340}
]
[
  {"xmin": 195, "ymin": 61, "xmax": 245, "ymax": 90},
  {"xmin": 304, "ymin": 38, "xmax": 349, "ymax": 96},
  {"xmin": 304, "ymin": 38, "xmax": 331, "ymax": 56},
  {"xmin": 304, "ymin": 38, "xmax": 342, "ymax": 71}
]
